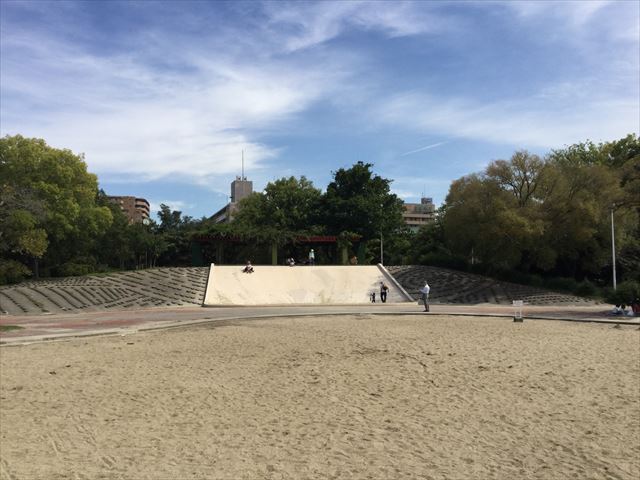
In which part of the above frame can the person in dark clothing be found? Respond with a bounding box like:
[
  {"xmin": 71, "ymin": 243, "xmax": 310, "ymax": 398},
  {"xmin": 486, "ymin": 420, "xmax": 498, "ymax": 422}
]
[
  {"xmin": 242, "ymin": 261, "xmax": 254, "ymax": 273},
  {"xmin": 380, "ymin": 282, "xmax": 389, "ymax": 303}
]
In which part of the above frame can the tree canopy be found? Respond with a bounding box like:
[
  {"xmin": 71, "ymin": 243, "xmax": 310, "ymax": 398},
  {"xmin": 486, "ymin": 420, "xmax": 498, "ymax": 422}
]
[
  {"xmin": 321, "ymin": 161, "xmax": 405, "ymax": 240},
  {"xmin": 437, "ymin": 136, "xmax": 639, "ymax": 283},
  {"xmin": 3, "ymin": 132, "xmax": 638, "ymax": 292},
  {"xmin": 1, "ymin": 135, "xmax": 113, "ymax": 280},
  {"xmin": 233, "ymin": 176, "xmax": 322, "ymax": 240}
]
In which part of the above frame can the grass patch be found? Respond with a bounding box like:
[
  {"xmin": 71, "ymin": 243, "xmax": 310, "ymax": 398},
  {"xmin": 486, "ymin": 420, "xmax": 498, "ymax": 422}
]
[{"xmin": 0, "ymin": 325, "xmax": 24, "ymax": 332}]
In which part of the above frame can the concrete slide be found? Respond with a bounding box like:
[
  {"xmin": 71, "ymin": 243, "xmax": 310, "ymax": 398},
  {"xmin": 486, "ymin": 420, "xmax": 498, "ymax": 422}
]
[{"xmin": 203, "ymin": 264, "xmax": 413, "ymax": 306}]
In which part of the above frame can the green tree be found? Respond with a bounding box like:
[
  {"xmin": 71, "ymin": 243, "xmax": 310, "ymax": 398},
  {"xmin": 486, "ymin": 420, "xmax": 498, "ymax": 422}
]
[
  {"xmin": 0, "ymin": 135, "xmax": 113, "ymax": 278},
  {"xmin": 94, "ymin": 191, "xmax": 134, "ymax": 269},
  {"xmin": 234, "ymin": 176, "xmax": 322, "ymax": 234},
  {"xmin": 439, "ymin": 137, "xmax": 638, "ymax": 284},
  {"xmin": 547, "ymin": 135, "xmax": 639, "ymax": 280},
  {"xmin": 231, "ymin": 176, "xmax": 323, "ymax": 263},
  {"xmin": 155, "ymin": 204, "xmax": 199, "ymax": 266},
  {"xmin": 442, "ymin": 172, "xmax": 539, "ymax": 270},
  {"xmin": 0, "ymin": 186, "xmax": 48, "ymax": 282},
  {"xmin": 321, "ymin": 162, "xmax": 405, "ymax": 244}
]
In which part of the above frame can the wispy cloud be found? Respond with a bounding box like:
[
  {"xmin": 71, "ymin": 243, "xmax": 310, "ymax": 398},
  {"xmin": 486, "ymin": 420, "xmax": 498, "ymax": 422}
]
[
  {"xmin": 1, "ymin": 0, "xmax": 638, "ymax": 216},
  {"xmin": 0, "ymin": 5, "xmax": 355, "ymax": 186},
  {"xmin": 375, "ymin": 89, "xmax": 638, "ymax": 149},
  {"xmin": 263, "ymin": 1, "xmax": 450, "ymax": 52},
  {"xmin": 400, "ymin": 142, "xmax": 446, "ymax": 157}
]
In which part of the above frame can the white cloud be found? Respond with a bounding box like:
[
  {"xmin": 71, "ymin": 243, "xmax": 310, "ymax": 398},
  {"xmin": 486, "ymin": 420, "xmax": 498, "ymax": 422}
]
[
  {"xmin": 502, "ymin": 0, "xmax": 639, "ymax": 46},
  {"xmin": 375, "ymin": 87, "xmax": 639, "ymax": 149},
  {"xmin": 0, "ymin": 20, "xmax": 349, "ymax": 186},
  {"xmin": 1, "ymin": 0, "xmax": 637, "ymax": 200},
  {"xmin": 505, "ymin": 0, "xmax": 612, "ymax": 26},
  {"xmin": 263, "ymin": 1, "xmax": 448, "ymax": 52}
]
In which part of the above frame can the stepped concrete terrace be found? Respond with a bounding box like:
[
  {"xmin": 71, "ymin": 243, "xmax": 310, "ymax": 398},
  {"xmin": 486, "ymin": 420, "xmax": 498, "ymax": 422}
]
[
  {"xmin": 386, "ymin": 265, "xmax": 597, "ymax": 305},
  {"xmin": 0, "ymin": 267, "xmax": 209, "ymax": 316}
]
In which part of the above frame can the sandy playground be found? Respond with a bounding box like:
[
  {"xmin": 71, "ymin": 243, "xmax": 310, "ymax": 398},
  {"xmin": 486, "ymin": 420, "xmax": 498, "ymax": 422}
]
[{"xmin": 1, "ymin": 315, "xmax": 638, "ymax": 480}]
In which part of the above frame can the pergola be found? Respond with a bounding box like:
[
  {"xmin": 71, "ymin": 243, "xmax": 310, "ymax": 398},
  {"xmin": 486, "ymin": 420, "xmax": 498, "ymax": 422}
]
[{"xmin": 191, "ymin": 233, "xmax": 363, "ymax": 266}]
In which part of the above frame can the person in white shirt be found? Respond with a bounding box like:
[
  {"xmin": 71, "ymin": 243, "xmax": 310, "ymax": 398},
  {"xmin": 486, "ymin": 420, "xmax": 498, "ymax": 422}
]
[{"xmin": 420, "ymin": 282, "xmax": 430, "ymax": 312}]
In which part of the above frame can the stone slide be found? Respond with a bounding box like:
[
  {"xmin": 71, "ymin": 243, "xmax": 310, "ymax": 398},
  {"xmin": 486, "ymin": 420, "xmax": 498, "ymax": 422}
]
[
  {"xmin": 203, "ymin": 264, "xmax": 413, "ymax": 305},
  {"xmin": 387, "ymin": 265, "xmax": 595, "ymax": 305}
]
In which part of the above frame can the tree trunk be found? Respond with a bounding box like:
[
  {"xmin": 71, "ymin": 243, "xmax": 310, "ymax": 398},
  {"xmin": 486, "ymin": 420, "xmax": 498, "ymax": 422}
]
[{"xmin": 33, "ymin": 257, "xmax": 40, "ymax": 279}]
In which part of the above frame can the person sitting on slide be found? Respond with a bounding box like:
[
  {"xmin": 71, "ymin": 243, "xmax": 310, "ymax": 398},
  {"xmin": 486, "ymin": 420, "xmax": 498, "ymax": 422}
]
[{"xmin": 242, "ymin": 261, "xmax": 254, "ymax": 273}]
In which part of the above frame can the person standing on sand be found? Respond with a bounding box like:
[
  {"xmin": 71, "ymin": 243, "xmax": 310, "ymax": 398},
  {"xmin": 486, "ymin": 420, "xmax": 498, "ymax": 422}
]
[
  {"xmin": 420, "ymin": 282, "xmax": 430, "ymax": 312},
  {"xmin": 308, "ymin": 249, "xmax": 315, "ymax": 266}
]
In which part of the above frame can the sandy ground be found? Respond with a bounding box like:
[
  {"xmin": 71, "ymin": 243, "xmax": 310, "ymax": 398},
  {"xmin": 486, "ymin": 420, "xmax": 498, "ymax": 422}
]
[{"xmin": 1, "ymin": 315, "xmax": 638, "ymax": 480}]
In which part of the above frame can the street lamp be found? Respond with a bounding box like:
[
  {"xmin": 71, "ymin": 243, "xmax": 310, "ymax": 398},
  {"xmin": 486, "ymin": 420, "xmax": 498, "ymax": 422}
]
[{"xmin": 611, "ymin": 205, "xmax": 617, "ymax": 291}]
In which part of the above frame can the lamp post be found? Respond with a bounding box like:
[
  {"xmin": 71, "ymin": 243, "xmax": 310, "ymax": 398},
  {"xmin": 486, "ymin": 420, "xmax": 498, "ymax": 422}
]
[
  {"xmin": 380, "ymin": 232, "xmax": 384, "ymax": 265},
  {"xmin": 611, "ymin": 205, "xmax": 617, "ymax": 291}
]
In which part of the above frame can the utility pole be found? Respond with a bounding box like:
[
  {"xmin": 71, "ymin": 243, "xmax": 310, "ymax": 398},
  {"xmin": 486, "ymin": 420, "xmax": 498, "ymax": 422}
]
[
  {"xmin": 380, "ymin": 232, "xmax": 384, "ymax": 265},
  {"xmin": 611, "ymin": 206, "xmax": 617, "ymax": 290}
]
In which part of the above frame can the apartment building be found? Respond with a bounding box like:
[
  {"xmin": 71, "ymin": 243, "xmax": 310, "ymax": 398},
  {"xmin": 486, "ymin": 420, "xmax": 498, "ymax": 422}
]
[
  {"xmin": 107, "ymin": 196, "xmax": 150, "ymax": 224},
  {"xmin": 403, "ymin": 197, "xmax": 436, "ymax": 232}
]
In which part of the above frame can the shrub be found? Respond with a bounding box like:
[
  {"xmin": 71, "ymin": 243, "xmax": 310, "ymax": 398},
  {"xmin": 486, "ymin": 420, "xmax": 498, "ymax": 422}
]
[
  {"xmin": 574, "ymin": 279, "xmax": 598, "ymax": 298},
  {"xmin": 0, "ymin": 260, "xmax": 31, "ymax": 284},
  {"xmin": 58, "ymin": 262, "xmax": 94, "ymax": 277},
  {"xmin": 499, "ymin": 270, "xmax": 533, "ymax": 285},
  {"xmin": 544, "ymin": 277, "xmax": 579, "ymax": 293},
  {"xmin": 605, "ymin": 281, "xmax": 640, "ymax": 305},
  {"xmin": 420, "ymin": 253, "xmax": 467, "ymax": 270},
  {"xmin": 529, "ymin": 274, "xmax": 544, "ymax": 287}
]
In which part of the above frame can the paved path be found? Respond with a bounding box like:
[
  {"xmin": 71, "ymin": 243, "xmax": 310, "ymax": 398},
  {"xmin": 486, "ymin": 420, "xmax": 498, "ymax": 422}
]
[{"xmin": 2, "ymin": 303, "xmax": 637, "ymax": 345}]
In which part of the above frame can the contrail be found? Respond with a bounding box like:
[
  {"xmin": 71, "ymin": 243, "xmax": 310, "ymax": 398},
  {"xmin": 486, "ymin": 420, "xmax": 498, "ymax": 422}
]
[{"xmin": 400, "ymin": 141, "xmax": 446, "ymax": 157}]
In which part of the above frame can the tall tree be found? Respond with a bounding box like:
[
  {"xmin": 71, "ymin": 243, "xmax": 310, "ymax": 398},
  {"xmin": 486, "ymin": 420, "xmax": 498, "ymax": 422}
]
[
  {"xmin": 234, "ymin": 176, "xmax": 322, "ymax": 233},
  {"xmin": 321, "ymin": 162, "xmax": 405, "ymax": 241},
  {"xmin": 155, "ymin": 204, "xmax": 199, "ymax": 266},
  {"xmin": 0, "ymin": 135, "xmax": 113, "ymax": 278},
  {"xmin": 440, "ymin": 136, "xmax": 638, "ymax": 282}
]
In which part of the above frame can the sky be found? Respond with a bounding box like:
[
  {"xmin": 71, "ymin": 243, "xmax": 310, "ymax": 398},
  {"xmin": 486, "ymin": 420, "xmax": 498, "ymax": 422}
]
[{"xmin": 1, "ymin": 0, "xmax": 639, "ymax": 220}]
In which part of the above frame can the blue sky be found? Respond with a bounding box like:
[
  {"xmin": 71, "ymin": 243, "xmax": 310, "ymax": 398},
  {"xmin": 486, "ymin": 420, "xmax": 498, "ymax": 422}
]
[{"xmin": 1, "ymin": 0, "xmax": 638, "ymax": 220}]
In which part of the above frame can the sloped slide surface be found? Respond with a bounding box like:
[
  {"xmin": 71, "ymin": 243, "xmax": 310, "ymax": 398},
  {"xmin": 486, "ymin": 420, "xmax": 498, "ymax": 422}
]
[{"xmin": 203, "ymin": 265, "xmax": 412, "ymax": 305}]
